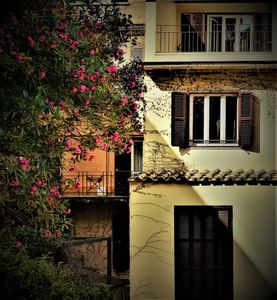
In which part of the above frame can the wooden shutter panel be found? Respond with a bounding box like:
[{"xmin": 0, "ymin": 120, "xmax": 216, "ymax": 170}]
[
  {"xmin": 239, "ymin": 94, "xmax": 253, "ymax": 149},
  {"xmin": 171, "ymin": 92, "xmax": 189, "ymax": 147}
]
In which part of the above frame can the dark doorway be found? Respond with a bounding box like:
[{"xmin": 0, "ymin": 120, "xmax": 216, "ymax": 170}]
[
  {"xmin": 112, "ymin": 204, "xmax": 130, "ymax": 272},
  {"xmin": 115, "ymin": 153, "xmax": 131, "ymax": 196},
  {"xmin": 175, "ymin": 206, "xmax": 233, "ymax": 300}
]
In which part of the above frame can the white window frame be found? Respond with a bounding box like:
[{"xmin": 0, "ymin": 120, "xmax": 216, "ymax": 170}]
[
  {"xmin": 189, "ymin": 94, "xmax": 239, "ymax": 146},
  {"xmin": 207, "ymin": 15, "xmax": 254, "ymax": 52}
]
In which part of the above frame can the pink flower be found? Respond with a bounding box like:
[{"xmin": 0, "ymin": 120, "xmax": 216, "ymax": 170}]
[
  {"xmin": 128, "ymin": 81, "xmax": 136, "ymax": 88},
  {"xmin": 39, "ymin": 35, "xmax": 46, "ymax": 43},
  {"xmin": 49, "ymin": 186, "xmax": 60, "ymax": 198},
  {"xmin": 74, "ymin": 181, "xmax": 81, "ymax": 189},
  {"xmin": 10, "ymin": 179, "xmax": 20, "ymax": 187},
  {"xmin": 106, "ymin": 65, "xmax": 118, "ymax": 74},
  {"xmin": 41, "ymin": 71, "xmax": 46, "ymax": 79},
  {"xmin": 58, "ymin": 101, "xmax": 66, "ymax": 110},
  {"xmin": 89, "ymin": 85, "xmax": 96, "ymax": 92},
  {"xmin": 65, "ymin": 208, "xmax": 71, "ymax": 215},
  {"xmin": 79, "ymin": 85, "xmax": 87, "ymax": 92},
  {"xmin": 17, "ymin": 156, "xmax": 30, "ymax": 170},
  {"xmin": 84, "ymin": 98, "xmax": 91, "ymax": 106},
  {"xmin": 47, "ymin": 100, "xmax": 55, "ymax": 106},
  {"xmin": 72, "ymin": 86, "xmax": 78, "ymax": 93},
  {"xmin": 112, "ymin": 132, "xmax": 119, "ymax": 143},
  {"xmin": 120, "ymin": 96, "xmax": 128, "ymax": 106},
  {"xmin": 95, "ymin": 137, "xmax": 102, "ymax": 145},
  {"xmin": 74, "ymin": 146, "xmax": 81, "ymax": 154},
  {"xmin": 56, "ymin": 22, "xmax": 67, "ymax": 31},
  {"xmin": 100, "ymin": 76, "xmax": 107, "ymax": 83},
  {"xmin": 50, "ymin": 41, "xmax": 57, "ymax": 49},
  {"xmin": 15, "ymin": 53, "xmax": 23, "ymax": 61},
  {"xmin": 87, "ymin": 75, "xmax": 96, "ymax": 81},
  {"xmin": 70, "ymin": 39, "xmax": 79, "ymax": 49},
  {"xmin": 31, "ymin": 185, "xmax": 38, "ymax": 192},
  {"xmin": 117, "ymin": 48, "xmax": 125, "ymax": 57},
  {"xmin": 64, "ymin": 139, "xmax": 73, "ymax": 150},
  {"xmin": 89, "ymin": 49, "xmax": 95, "ymax": 56},
  {"xmin": 44, "ymin": 230, "xmax": 52, "ymax": 238},
  {"xmin": 36, "ymin": 180, "xmax": 45, "ymax": 186},
  {"xmin": 15, "ymin": 241, "xmax": 22, "ymax": 248},
  {"xmin": 79, "ymin": 73, "xmax": 85, "ymax": 80},
  {"xmin": 101, "ymin": 143, "xmax": 107, "ymax": 151},
  {"xmin": 27, "ymin": 36, "xmax": 36, "ymax": 46}
]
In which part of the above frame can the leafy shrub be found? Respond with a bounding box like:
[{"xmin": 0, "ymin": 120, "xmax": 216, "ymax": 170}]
[{"xmin": 0, "ymin": 248, "xmax": 112, "ymax": 300}]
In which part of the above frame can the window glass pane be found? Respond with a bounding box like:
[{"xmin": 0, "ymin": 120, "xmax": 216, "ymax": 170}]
[
  {"xmin": 193, "ymin": 97, "xmax": 204, "ymax": 142},
  {"xmin": 240, "ymin": 16, "xmax": 252, "ymax": 52},
  {"xmin": 209, "ymin": 96, "xmax": 220, "ymax": 142},
  {"xmin": 133, "ymin": 141, "xmax": 143, "ymax": 172},
  {"xmin": 225, "ymin": 96, "xmax": 237, "ymax": 142},
  {"xmin": 225, "ymin": 18, "xmax": 236, "ymax": 52},
  {"xmin": 210, "ymin": 17, "xmax": 222, "ymax": 51}
]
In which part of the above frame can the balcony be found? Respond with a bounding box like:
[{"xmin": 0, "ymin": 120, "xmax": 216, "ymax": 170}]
[
  {"xmin": 156, "ymin": 25, "xmax": 271, "ymax": 54},
  {"xmin": 62, "ymin": 171, "xmax": 130, "ymax": 198}
]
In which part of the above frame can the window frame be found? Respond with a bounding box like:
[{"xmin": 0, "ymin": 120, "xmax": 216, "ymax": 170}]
[
  {"xmin": 131, "ymin": 137, "xmax": 143, "ymax": 174},
  {"xmin": 189, "ymin": 93, "xmax": 240, "ymax": 147}
]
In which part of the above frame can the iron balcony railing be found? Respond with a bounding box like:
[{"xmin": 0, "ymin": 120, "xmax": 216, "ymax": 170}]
[
  {"xmin": 156, "ymin": 25, "xmax": 272, "ymax": 53},
  {"xmin": 62, "ymin": 171, "xmax": 130, "ymax": 197}
]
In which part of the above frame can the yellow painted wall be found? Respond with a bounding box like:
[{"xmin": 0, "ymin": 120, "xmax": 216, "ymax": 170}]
[
  {"xmin": 130, "ymin": 182, "xmax": 276, "ymax": 300},
  {"xmin": 130, "ymin": 59, "xmax": 276, "ymax": 300}
]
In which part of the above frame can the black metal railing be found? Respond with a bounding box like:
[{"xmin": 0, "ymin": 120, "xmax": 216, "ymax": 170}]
[
  {"xmin": 62, "ymin": 171, "xmax": 130, "ymax": 197},
  {"xmin": 156, "ymin": 25, "xmax": 272, "ymax": 53}
]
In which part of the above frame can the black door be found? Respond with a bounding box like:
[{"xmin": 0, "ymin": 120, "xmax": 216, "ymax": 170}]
[
  {"xmin": 175, "ymin": 206, "xmax": 233, "ymax": 300},
  {"xmin": 115, "ymin": 153, "xmax": 131, "ymax": 196},
  {"xmin": 112, "ymin": 204, "xmax": 129, "ymax": 272}
]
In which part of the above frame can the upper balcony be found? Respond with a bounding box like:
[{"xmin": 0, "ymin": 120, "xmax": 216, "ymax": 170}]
[{"xmin": 144, "ymin": 1, "xmax": 276, "ymax": 64}]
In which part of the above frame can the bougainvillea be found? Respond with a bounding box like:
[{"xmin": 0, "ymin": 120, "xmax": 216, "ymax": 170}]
[{"xmin": 0, "ymin": 0, "xmax": 145, "ymax": 246}]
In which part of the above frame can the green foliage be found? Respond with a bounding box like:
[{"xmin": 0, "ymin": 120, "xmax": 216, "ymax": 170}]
[
  {"xmin": 0, "ymin": 248, "xmax": 112, "ymax": 300},
  {"xmin": 0, "ymin": 0, "xmax": 145, "ymax": 244}
]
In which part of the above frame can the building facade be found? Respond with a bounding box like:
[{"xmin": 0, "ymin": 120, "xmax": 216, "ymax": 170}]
[{"xmin": 123, "ymin": 1, "xmax": 277, "ymax": 300}]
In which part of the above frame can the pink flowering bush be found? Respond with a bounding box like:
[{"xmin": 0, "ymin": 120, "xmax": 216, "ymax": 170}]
[{"xmin": 0, "ymin": 0, "xmax": 145, "ymax": 248}]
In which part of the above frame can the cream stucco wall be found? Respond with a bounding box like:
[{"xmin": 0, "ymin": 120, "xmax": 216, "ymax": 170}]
[
  {"xmin": 143, "ymin": 76, "xmax": 276, "ymax": 172},
  {"xmin": 130, "ymin": 183, "xmax": 276, "ymax": 300},
  {"xmin": 130, "ymin": 73, "xmax": 276, "ymax": 300}
]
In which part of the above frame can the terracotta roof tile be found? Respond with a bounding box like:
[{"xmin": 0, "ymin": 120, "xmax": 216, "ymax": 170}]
[{"xmin": 129, "ymin": 168, "xmax": 277, "ymax": 185}]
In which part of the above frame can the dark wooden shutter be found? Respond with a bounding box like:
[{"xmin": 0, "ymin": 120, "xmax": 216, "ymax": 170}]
[
  {"xmin": 171, "ymin": 92, "xmax": 189, "ymax": 147},
  {"xmin": 239, "ymin": 94, "xmax": 253, "ymax": 149},
  {"xmin": 175, "ymin": 206, "xmax": 233, "ymax": 300}
]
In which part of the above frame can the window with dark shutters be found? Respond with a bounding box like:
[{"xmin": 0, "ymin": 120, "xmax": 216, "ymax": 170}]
[
  {"xmin": 171, "ymin": 92, "xmax": 189, "ymax": 147},
  {"xmin": 239, "ymin": 94, "xmax": 253, "ymax": 149}
]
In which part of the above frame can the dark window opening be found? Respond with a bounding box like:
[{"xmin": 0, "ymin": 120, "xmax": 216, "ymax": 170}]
[
  {"xmin": 193, "ymin": 97, "xmax": 204, "ymax": 142},
  {"xmin": 226, "ymin": 96, "xmax": 237, "ymax": 142},
  {"xmin": 209, "ymin": 96, "xmax": 221, "ymax": 142}
]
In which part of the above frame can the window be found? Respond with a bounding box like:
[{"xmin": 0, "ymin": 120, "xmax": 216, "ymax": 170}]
[
  {"xmin": 207, "ymin": 14, "xmax": 272, "ymax": 52},
  {"xmin": 171, "ymin": 92, "xmax": 253, "ymax": 148},
  {"xmin": 190, "ymin": 94, "xmax": 239, "ymax": 145},
  {"xmin": 177, "ymin": 13, "xmax": 271, "ymax": 53},
  {"xmin": 133, "ymin": 47, "xmax": 143, "ymax": 61},
  {"xmin": 131, "ymin": 138, "xmax": 143, "ymax": 173},
  {"xmin": 175, "ymin": 206, "xmax": 233, "ymax": 300}
]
